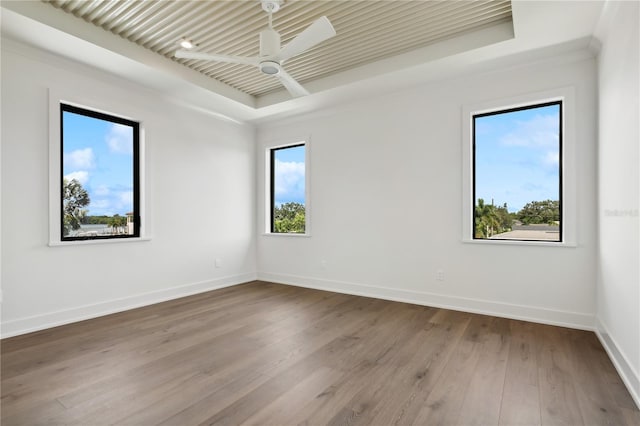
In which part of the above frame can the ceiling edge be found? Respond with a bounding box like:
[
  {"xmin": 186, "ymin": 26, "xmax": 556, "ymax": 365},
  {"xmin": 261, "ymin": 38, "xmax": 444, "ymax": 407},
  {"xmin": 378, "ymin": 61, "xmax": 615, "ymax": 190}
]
[
  {"xmin": 256, "ymin": 19, "xmax": 515, "ymax": 108},
  {"xmin": 1, "ymin": 0, "xmax": 256, "ymax": 109}
]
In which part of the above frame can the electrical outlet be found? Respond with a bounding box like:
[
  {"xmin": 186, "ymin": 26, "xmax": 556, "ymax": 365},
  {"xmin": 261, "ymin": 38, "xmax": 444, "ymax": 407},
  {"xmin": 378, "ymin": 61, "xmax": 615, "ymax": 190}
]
[
  {"xmin": 215, "ymin": 258, "xmax": 222, "ymax": 268},
  {"xmin": 320, "ymin": 260, "xmax": 327, "ymax": 269},
  {"xmin": 436, "ymin": 269, "xmax": 445, "ymax": 281}
]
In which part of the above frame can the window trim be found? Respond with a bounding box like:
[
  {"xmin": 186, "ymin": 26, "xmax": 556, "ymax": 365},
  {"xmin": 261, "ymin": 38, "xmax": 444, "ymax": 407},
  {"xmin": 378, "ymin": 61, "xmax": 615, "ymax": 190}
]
[
  {"xmin": 472, "ymin": 100, "xmax": 563, "ymax": 243},
  {"xmin": 60, "ymin": 103, "xmax": 141, "ymax": 242},
  {"xmin": 462, "ymin": 87, "xmax": 577, "ymax": 247},
  {"xmin": 48, "ymin": 88, "xmax": 149, "ymax": 246},
  {"xmin": 264, "ymin": 138, "xmax": 311, "ymax": 236}
]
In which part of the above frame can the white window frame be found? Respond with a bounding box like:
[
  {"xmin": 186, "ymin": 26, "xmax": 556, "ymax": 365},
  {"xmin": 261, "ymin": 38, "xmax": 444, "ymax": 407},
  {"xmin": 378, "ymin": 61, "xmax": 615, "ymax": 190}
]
[
  {"xmin": 461, "ymin": 87, "xmax": 577, "ymax": 247},
  {"xmin": 48, "ymin": 88, "xmax": 150, "ymax": 246},
  {"xmin": 264, "ymin": 138, "xmax": 311, "ymax": 237}
]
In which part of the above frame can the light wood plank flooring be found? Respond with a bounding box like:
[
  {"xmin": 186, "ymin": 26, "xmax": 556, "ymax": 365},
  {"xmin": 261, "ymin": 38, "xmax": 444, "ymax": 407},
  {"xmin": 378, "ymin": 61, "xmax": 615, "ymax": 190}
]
[{"xmin": 2, "ymin": 281, "xmax": 639, "ymax": 425}]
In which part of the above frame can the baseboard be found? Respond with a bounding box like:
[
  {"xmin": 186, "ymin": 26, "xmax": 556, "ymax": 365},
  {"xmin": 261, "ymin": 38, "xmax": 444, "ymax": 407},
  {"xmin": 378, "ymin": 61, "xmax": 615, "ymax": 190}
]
[
  {"xmin": 1, "ymin": 272, "xmax": 257, "ymax": 339},
  {"xmin": 258, "ymin": 272, "xmax": 595, "ymax": 330},
  {"xmin": 595, "ymin": 318, "xmax": 640, "ymax": 409},
  {"xmin": 4, "ymin": 270, "xmax": 593, "ymax": 336}
]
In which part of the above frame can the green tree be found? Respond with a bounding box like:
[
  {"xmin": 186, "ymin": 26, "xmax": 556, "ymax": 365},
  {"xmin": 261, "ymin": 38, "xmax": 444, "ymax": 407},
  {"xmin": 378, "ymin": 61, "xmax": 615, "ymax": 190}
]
[
  {"xmin": 108, "ymin": 214, "xmax": 127, "ymax": 234},
  {"xmin": 274, "ymin": 202, "xmax": 305, "ymax": 233},
  {"xmin": 517, "ymin": 200, "xmax": 559, "ymax": 225},
  {"xmin": 495, "ymin": 202, "xmax": 514, "ymax": 231},
  {"xmin": 84, "ymin": 215, "xmax": 112, "ymax": 225},
  {"xmin": 63, "ymin": 178, "xmax": 90, "ymax": 236},
  {"xmin": 475, "ymin": 199, "xmax": 512, "ymax": 238}
]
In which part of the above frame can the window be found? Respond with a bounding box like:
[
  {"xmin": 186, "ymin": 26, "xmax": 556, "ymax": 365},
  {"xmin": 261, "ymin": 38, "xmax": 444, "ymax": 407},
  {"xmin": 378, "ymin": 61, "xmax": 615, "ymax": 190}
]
[
  {"xmin": 60, "ymin": 103, "xmax": 140, "ymax": 241},
  {"xmin": 268, "ymin": 143, "xmax": 308, "ymax": 234},
  {"xmin": 472, "ymin": 101, "xmax": 562, "ymax": 242}
]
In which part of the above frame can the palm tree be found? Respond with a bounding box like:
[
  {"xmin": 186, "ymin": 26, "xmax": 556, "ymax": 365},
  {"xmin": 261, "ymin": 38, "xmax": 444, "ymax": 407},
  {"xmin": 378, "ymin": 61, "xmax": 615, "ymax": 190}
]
[
  {"xmin": 475, "ymin": 198, "xmax": 501, "ymax": 238},
  {"xmin": 108, "ymin": 214, "xmax": 126, "ymax": 234},
  {"xmin": 62, "ymin": 178, "xmax": 90, "ymax": 236}
]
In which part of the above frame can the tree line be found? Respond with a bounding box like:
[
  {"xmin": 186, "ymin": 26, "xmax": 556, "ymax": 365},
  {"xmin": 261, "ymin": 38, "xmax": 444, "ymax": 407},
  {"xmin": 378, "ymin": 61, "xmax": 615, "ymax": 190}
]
[
  {"xmin": 475, "ymin": 199, "xmax": 560, "ymax": 238},
  {"xmin": 83, "ymin": 215, "xmax": 127, "ymax": 226}
]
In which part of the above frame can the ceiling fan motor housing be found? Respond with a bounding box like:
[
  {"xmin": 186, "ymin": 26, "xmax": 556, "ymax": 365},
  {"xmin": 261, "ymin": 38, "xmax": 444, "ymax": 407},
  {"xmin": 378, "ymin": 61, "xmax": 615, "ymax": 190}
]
[
  {"xmin": 260, "ymin": 28, "xmax": 281, "ymax": 57},
  {"xmin": 259, "ymin": 60, "xmax": 281, "ymax": 75}
]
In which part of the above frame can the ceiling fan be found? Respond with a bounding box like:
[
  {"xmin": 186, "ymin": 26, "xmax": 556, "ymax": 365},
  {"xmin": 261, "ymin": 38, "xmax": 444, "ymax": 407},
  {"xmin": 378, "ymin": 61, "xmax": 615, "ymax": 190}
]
[{"xmin": 174, "ymin": 0, "xmax": 336, "ymax": 98}]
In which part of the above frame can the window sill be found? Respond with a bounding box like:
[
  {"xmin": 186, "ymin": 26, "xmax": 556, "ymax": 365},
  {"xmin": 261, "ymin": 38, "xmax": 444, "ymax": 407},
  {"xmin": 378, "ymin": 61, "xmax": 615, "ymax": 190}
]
[
  {"xmin": 49, "ymin": 236, "xmax": 152, "ymax": 247},
  {"xmin": 462, "ymin": 238, "xmax": 576, "ymax": 248}
]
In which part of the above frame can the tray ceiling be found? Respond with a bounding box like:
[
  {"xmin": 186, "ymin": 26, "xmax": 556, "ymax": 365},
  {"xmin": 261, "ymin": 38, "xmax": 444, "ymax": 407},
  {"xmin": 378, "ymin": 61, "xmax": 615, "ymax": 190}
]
[{"xmin": 44, "ymin": 0, "xmax": 513, "ymax": 98}]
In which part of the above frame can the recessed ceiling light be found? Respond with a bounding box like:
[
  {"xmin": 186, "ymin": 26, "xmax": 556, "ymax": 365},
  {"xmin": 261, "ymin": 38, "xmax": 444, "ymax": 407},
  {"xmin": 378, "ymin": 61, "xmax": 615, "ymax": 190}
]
[{"xmin": 180, "ymin": 38, "xmax": 194, "ymax": 49}]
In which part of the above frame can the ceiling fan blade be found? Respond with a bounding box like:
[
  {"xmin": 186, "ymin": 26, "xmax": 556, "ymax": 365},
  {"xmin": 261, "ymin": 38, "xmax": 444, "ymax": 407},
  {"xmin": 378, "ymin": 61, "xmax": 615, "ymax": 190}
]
[
  {"xmin": 174, "ymin": 49, "xmax": 258, "ymax": 66},
  {"xmin": 276, "ymin": 69, "xmax": 309, "ymax": 98},
  {"xmin": 277, "ymin": 16, "xmax": 336, "ymax": 62}
]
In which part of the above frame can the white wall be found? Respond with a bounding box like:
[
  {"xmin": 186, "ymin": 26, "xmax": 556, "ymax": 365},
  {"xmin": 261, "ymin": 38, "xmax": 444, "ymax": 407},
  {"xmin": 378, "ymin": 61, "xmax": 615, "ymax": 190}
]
[
  {"xmin": 257, "ymin": 50, "xmax": 598, "ymax": 329},
  {"xmin": 595, "ymin": 1, "xmax": 640, "ymax": 406},
  {"xmin": 1, "ymin": 40, "xmax": 257, "ymax": 336}
]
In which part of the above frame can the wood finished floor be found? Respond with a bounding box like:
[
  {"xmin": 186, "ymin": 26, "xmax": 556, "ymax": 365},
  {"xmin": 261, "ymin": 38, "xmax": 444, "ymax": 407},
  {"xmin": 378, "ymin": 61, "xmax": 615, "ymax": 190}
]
[{"xmin": 2, "ymin": 281, "xmax": 639, "ymax": 426}]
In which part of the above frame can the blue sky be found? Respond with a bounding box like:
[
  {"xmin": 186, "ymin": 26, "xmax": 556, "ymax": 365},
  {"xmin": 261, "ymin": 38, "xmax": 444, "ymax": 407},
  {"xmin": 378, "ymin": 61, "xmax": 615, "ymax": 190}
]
[
  {"xmin": 274, "ymin": 145, "xmax": 305, "ymax": 206},
  {"xmin": 475, "ymin": 104, "xmax": 560, "ymax": 212},
  {"xmin": 62, "ymin": 110, "xmax": 134, "ymax": 216}
]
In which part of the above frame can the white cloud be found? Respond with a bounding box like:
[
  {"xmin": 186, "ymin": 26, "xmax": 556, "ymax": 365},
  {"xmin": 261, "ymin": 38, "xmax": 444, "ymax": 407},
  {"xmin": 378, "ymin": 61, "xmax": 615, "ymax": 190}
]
[
  {"xmin": 106, "ymin": 123, "xmax": 133, "ymax": 154},
  {"xmin": 64, "ymin": 148, "xmax": 95, "ymax": 169},
  {"xmin": 501, "ymin": 114, "xmax": 559, "ymax": 148},
  {"xmin": 64, "ymin": 171, "xmax": 89, "ymax": 185},
  {"xmin": 86, "ymin": 189, "xmax": 133, "ymax": 216},
  {"xmin": 274, "ymin": 160, "xmax": 305, "ymax": 203}
]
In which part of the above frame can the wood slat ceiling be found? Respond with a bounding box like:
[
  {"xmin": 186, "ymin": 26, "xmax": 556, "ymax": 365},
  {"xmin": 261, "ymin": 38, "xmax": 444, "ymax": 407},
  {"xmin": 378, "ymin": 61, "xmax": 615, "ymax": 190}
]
[{"xmin": 44, "ymin": 0, "xmax": 512, "ymax": 98}]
